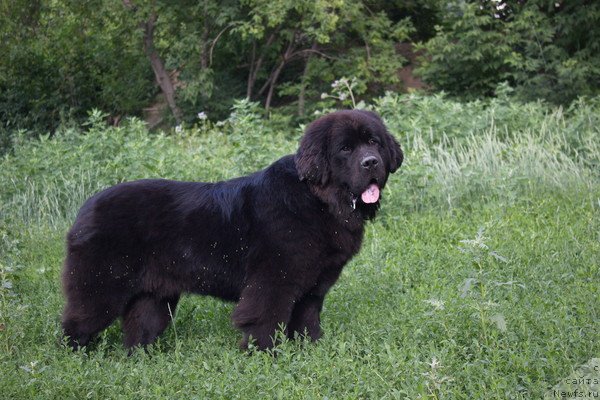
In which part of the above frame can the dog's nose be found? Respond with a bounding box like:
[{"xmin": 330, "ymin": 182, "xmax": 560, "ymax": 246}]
[{"xmin": 361, "ymin": 156, "xmax": 379, "ymax": 169}]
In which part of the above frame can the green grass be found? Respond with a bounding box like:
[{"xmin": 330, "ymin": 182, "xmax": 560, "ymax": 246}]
[{"xmin": 1, "ymin": 96, "xmax": 599, "ymax": 399}]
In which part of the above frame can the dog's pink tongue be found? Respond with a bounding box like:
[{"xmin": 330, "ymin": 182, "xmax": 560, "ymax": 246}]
[{"xmin": 361, "ymin": 184, "xmax": 380, "ymax": 203}]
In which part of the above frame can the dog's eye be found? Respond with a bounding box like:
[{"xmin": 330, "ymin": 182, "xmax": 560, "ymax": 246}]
[
  {"xmin": 368, "ymin": 138, "xmax": 378, "ymax": 145},
  {"xmin": 341, "ymin": 145, "xmax": 352, "ymax": 153}
]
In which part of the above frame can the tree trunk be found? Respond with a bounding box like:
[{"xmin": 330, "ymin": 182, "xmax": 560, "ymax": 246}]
[
  {"xmin": 200, "ymin": 2, "xmax": 209, "ymax": 70},
  {"xmin": 247, "ymin": 31, "xmax": 278, "ymax": 99},
  {"xmin": 264, "ymin": 63, "xmax": 283, "ymax": 113},
  {"xmin": 246, "ymin": 41, "xmax": 257, "ymax": 98},
  {"xmin": 265, "ymin": 37, "xmax": 296, "ymax": 113},
  {"xmin": 142, "ymin": 12, "xmax": 183, "ymax": 124},
  {"xmin": 298, "ymin": 42, "xmax": 317, "ymax": 117}
]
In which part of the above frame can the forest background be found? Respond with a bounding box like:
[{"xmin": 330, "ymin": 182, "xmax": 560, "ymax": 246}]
[{"xmin": 1, "ymin": 0, "xmax": 599, "ymax": 141}]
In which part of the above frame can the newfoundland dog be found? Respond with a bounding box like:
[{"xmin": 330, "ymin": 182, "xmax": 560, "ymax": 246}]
[{"xmin": 61, "ymin": 110, "xmax": 403, "ymax": 351}]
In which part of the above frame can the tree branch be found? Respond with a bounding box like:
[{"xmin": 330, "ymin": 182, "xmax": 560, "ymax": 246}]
[
  {"xmin": 142, "ymin": 12, "xmax": 183, "ymax": 124},
  {"xmin": 209, "ymin": 22, "xmax": 239, "ymax": 67},
  {"xmin": 298, "ymin": 42, "xmax": 318, "ymax": 117},
  {"xmin": 293, "ymin": 48, "xmax": 337, "ymax": 61},
  {"xmin": 247, "ymin": 29, "xmax": 279, "ymax": 99},
  {"xmin": 264, "ymin": 34, "xmax": 297, "ymax": 112}
]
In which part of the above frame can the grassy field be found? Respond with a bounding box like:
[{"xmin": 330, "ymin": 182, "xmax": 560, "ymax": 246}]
[{"xmin": 1, "ymin": 95, "xmax": 599, "ymax": 399}]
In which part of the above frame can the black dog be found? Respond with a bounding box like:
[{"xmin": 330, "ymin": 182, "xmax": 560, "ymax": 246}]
[{"xmin": 61, "ymin": 110, "xmax": 403, "ymax": 350}]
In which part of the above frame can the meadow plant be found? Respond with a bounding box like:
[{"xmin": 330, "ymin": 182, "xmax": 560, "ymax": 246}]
[{"xmin": 0, "ymin": 94, "xmax": 598, "ymax": 399}]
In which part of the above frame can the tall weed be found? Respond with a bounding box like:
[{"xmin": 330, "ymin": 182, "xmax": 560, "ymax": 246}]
[{"xmin": 0, "ymin": 95, "xmax": 598, "ymax": 228}]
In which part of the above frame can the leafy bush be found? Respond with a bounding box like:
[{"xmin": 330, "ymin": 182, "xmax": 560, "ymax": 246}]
[
  {"xmin": 416, "ymin": 1, "xmax": 600, "ymax": 105},
  {"xmin": 1, "ymin": 94, "xmax": 598, "ymax": 228},
  {"xmin": 0, "ymin": 1, "xmax": 154, "ymax": 136}
]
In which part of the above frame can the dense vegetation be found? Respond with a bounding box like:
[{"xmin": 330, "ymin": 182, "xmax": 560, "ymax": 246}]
[
  {"xmin": 1, "ymin": 0, "xmax": 599, "ymax": 137},
  {"xmin": 417, "ymin": 0, "xmax": 600, "ymax": 103},
  {"xmin": 1, "ymin": 94, "xmax": 598, "ymax": 398},
  {"xmin": 1, "ymin": 1, "xmax": 599, "ymax": 397}
]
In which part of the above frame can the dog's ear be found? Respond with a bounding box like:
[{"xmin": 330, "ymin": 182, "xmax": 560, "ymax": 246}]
[
  {"xmin": 295, "ymin": 115, "xmax": 333, "ymax": 185},
  {"xmin": 384, "ymin": 132, "xmax": 403, "ymax": 173}
]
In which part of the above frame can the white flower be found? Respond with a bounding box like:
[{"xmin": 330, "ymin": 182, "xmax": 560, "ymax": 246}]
[
  {"xmin": 339, "ymin": 93, "xmax": 347, "ymax": 101},
  {"xmin": 428, "ymin": 356, "xmax": 442, "ymax": 370},
  {"xmin": 197, "ymin": 111, "xmax": 207, "ymax": 120},
  {"xmin": 321, "ymin": 93, "xmax": 328, "ymax": 99},
  {"xmin": 424, "ymin": 298, "xmax": 445, "ymax": 310},
  {"xmin": 175, "ymin": 125, "xmax": 182, "ymax": 133}
]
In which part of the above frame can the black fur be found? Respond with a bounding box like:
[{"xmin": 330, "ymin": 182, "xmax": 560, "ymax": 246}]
[{"xmin": 61, "ymin": 110, "xmax": 403, "ymax": 351}]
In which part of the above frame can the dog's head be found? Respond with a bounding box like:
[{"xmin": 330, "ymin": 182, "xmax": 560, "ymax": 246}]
[{"xmin": 295, "ymin": 110, "xmax": 403, "ymax": 219}]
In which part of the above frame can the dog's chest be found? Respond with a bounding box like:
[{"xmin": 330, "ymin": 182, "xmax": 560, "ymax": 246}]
[{"xmin": 322, "ymin": 221, "xmax": 364, "ymax": 267}]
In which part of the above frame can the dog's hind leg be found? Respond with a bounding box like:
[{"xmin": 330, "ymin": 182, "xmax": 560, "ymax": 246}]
[{"xmin": 121, "ymin": 293, "xmax": 180, "ymax": 350}]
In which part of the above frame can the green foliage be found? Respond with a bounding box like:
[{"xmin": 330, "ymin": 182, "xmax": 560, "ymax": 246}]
[
  {"xmin": 1, "ymin": 95, "xmax": 599, "ymax": 399},
  {"xmin": 2, "ymin": 0, "xmax": 599, "ymax": 138},
  {"xmin": 0, "ymin": 0, "xmax": 155, "ymax": 135},
  {"xmin": 2, "ymin": 92, "xmax": 599, "ymax": 226},
  {"xmin": 417, "ymin": 0, "xmax": 600, "ymax": 104},
  {"xmin": 416, "ymin": 2, "xmax": 514, "ymax": 97},
  {"xmin": 507, "ymin": 2, "xmax": 600, "ymax": 104},
  {"xmin": 0, "ymin": 0, "xmax": 420, "ymax": 136}
]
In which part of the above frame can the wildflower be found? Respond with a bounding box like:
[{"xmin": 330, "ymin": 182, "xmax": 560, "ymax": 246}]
[
  {"xmin": 197, "ymin": 111, "xmax": 207, "ymax": 120},
  {"xmin": 175, "ymin": 125, "xmax": 182, "ymax": 133},
  {"xmin": 424, "ymin": 298, "xmax": 445, "ymax": 310}
]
